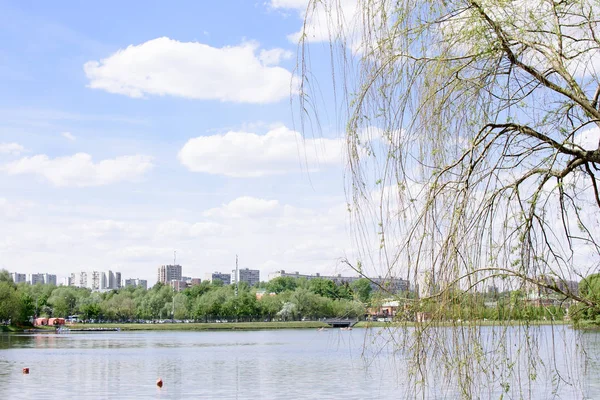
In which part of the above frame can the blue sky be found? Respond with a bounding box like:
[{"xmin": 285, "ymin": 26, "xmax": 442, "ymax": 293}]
[{"xmin": 0, "ymin": 0, "xmax": 366, "ymax": 285}]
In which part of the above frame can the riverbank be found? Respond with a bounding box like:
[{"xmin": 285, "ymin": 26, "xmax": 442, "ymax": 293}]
[
  {"xmin": 1, "ymin": 320, "xmax": 577, "ymax": 333},
  {"xmin": 355, "ymin": 320, "xmax": 571, "ymax": 328},
  {"xmin": 67, "ymin": 321, "xmax": 330, "ymax": 331}
]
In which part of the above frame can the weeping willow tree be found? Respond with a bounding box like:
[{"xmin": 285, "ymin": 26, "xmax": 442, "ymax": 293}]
[{"xmin": 296, "ymin": 0, "xmax": 600, "ymax": 398}]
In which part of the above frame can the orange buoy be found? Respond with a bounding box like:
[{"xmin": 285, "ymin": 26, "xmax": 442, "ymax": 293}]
[
  {"xmin": 156, "ymin": 378, "xmax": 163, "ymax": 388},
  {"xmin": 22, "ymin": 368, "xmax": 29, "ymax": 374}
]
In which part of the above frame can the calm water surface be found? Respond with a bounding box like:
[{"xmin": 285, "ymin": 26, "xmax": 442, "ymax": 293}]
[{"xmin": 0, "ymin": 326, "xmax": 599, "ymax": 399}]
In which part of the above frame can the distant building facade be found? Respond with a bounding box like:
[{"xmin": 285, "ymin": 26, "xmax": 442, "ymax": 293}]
[
  {"xmin": 10, "ymin": 272, "xmax": 26, "ymax": 284},
  {"xmin": 158, "ymin": 265, "xmax": 182, "ymax": 284},
  {"xmin": 125, "ymin": 278, "xmax": 148, "ymax": 290},
  {"xmin": 28, "ymin": 273, "xmax": 45, "ymax": 285},
  {"xmin": 68, "ymin": 270, "xmax": 122, "ymax": 291},
  {"xmin": 9, "ymin": 272, "xmax": 56, "ymax": 285},
  {"xmin": 43, "ymin": 274, "xmax": 57, "ymax": 286},
  {"xmin": 206, "ymin": 272, "xmax": 231, "ymax": 285},
  {"xmin": 232, "ymin": 268, "xmax": 260, "ymax": 287}
]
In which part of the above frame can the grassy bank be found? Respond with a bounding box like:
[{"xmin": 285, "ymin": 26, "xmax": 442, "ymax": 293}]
[
  {"xmin": 69, "ymin": 321, "xmax": 330, "ymax": 331},
  {"xmin": 0, "ymin": 325, "xmax": 21, "ymax": 333}
]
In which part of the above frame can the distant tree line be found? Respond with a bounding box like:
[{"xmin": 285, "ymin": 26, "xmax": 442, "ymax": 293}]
[
  {"xmin": 0, "ymin": 270, "xmax": 372, "ymax": 324},
  {"xmin": 2, "ymin": 268, "xmax": 598, "ymax": 326}
]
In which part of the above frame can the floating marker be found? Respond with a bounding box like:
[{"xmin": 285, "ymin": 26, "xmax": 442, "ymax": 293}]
[
  {"xmin": 156, "ymin": 378, "xmax": 163, "ymax": 388},
  {"xmin": 22, "ymin": 368, "xmax": 29, "ymax": 374}
]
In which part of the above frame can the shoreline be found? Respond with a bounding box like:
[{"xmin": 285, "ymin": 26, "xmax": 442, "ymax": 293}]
[{"xmin": 1, "ymin": 320, "xmax": 581, "ymax": 333}]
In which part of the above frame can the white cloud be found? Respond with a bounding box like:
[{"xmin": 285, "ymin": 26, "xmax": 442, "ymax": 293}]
[
  {"xmin": 259, "ymin": 48, "xmax": 293, "ymax": 66},
  {"xmin": 0, "ymin": 143, "xmax": 25, "ymax": 155},
  {"xmin": 0, "ymin": 198, "xmax": 33, "ymax": 220},
  {"xmin": 271, "ymin": 0, "xmax": 363, "ymax": 47},
  {"xmin": 84, "ymin": 37, "xmax": 298, "ymax": 103},
  {"xmin": 270, "ymin": 0, "xmax": 307, "ymax": 9},
  {"xmin": 3, "ymin": 153, "xmax": 153, "ymax": 187},
  {"xmin": 156, "ymin": 220, "xmax": 227, "ymax": 239},
  {"xmin": 574, "ymin": 127, "xmax": 600, "ymax": 151},
  {"xmin": 203, "ymin": 196, "xmax": 280, "ymax": 218},
  {"xmin": 61, "ymin": 132, "xmax": 76, "ymax": 141},
  {"xmin": 178, "ymin": 126, "xmax": 343, "ymax": 177}
]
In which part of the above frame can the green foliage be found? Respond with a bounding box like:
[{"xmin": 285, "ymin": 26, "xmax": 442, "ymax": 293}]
[
  {"xmin": 266, "ymin": 276, "xmax": 298, "ymax": 294},
  {"xmin": 1, "ymin": 269, "xmax": 574, "ymax": 326},
  {"xmin": 351, "ymin": 278, "xmax": 372, "ymax": 303}
]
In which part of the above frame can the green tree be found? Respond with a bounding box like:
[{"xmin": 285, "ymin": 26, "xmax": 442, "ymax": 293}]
[
  {"xmin": 259, "ymin": 294, "xmax": 283, "ymax": 321},
  {"xmin": 351, "ymin": 279, "xmax": 372, "ymax": 303},
  {"xmin": 0, "ymin": 281, "xmax": 19, "ymax": 322},
  {"xmin": 47, "ymin": 287, "xmax": 79, "ymax": 317},
  {"xmin": 266, "ymin": 277, "xmax": 298, "ymax": 294},
  {"xmin": 297, "ymin": 1, "xmax": 600, "ymax": 394}
]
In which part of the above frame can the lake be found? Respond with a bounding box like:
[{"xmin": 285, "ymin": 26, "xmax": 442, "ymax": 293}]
[{"xmin": 0, "ymin": 325, "xmax": 599, "ymax": 399}]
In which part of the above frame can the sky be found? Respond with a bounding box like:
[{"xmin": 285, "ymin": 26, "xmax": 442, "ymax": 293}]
[{"xmin": 0, "ymin": 0, "xmax": 366, "ymax": 286}]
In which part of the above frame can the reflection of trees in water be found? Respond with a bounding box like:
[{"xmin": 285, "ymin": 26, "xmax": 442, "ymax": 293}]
[{"xmin": 296, "ymin": 0, "xmax": 600, "ymax": 396}]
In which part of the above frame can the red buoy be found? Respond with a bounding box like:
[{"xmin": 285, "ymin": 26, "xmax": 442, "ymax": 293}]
[
  {"xmin": 156, "ymin": 378, "xmax": 163, "ymax": 388},
  {"xmin": 22, "ymin": 368, "xmax": 29, "ymax": 374}
]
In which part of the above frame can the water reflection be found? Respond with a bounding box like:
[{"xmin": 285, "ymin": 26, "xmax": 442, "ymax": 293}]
[{"xmin": 0, "ymin": 327, "xmax": 598, "ymax": 399}]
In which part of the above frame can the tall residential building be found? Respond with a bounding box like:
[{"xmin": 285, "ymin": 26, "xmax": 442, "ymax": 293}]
[
  {"xmin": 205, "ymin": 272, "xmax": 231, "ymax": 285},
  {"xmin": 158, "ymin": 265, "xmax": 182, "ymax": 284},
  {"xmin": 28, "ymin": 273, "xmax": 45, "ymax": 285},
  {"xmin": 232, "ymin": 268, "xmax": 260, "ymax": 287},
  {"xmin": 107, "ymin": 271, "xmax": 115, "ymax": 289},
  {"xmin": 42, "ymin": 274, "xmax": 57, "ymax": 286},
  {"xmin": 125, "ymin": 278, "xmax": 147, "ymax": 290},
  {"xmin": 10, "ymin": 272, "xmax": 26, "ymax": 284},
  {"xmin": 74, "ymin": 272, "xmax": 87, "ymax": 288},
  {"xmin": 115, "ymin": 272, "xmax": 122, "ymax": 289}
]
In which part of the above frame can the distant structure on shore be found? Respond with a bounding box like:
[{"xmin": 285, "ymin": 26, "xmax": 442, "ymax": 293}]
[
  {"xmin": 157, "ymin": 264, "xmax": 182, "ymax": 284},
  {"xmin": 9, "ymin": 272, "xmax": 57, "ymax": 286},
  {"xmin": 232, "ymin": 268, "xmax": 260, "ymax": 287},
  {"xmin": 205, "ymin": 272, "xmax": 231, "ymax": 285},
  {"xmin": 268, "ymin": 270, "xmax": 410, "ymax": 293},
  {"xmin": 125, "ymin": 278, "xmax": 148, "ymax": 290},
  {"xmin": 67, "ymin": 270, "xmax": 122, "ymax": 291}
]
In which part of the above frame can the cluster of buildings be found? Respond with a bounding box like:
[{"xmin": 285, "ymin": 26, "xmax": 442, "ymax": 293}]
[
  {"xmin": 10, "ymin": 272, "xmax": 57, "ymax": 286},
  {"xmin": 155, "ymin": 264, "xmax": 261, "ymax": 292},
  {"xmin": 9, "ymin": 265, "xmax": 409, "ymax": 295},
  {"xmin": 65, "ymin": 271, "xmax": 123, "ymax": 291}
]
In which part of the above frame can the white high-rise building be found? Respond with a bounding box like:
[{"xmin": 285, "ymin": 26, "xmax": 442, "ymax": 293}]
[{"xmin": 10, "ymin": 272, "xmax": 26, "ymax": 284}]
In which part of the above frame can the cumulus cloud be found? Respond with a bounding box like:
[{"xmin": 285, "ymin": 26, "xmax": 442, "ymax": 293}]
[
  {"xmin": 178, "ymin": 126, "xmax": 343, "ymax": 177},
  {"xmin": 203, "ymin": 196, "xmax": 280, "ymax": 218},
  {"xmin": 3, "ymin": 153, "xmax": 153, "ymax": 187},
  {"xmin": 0, "ymin": 143, "xmax": 25, "ymax": 155},
  {"xmin": 61, "ymin": 132, "xmax": 76, "ymax": 141},
  {"xmin": 84, "ymin": 37, "xmax": 298, "ymax": 103}
]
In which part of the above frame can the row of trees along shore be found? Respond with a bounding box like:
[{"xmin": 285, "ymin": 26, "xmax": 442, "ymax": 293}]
[{"xmin": 2, "ymin": 269, "xmax": 600, "ymax": 325}]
